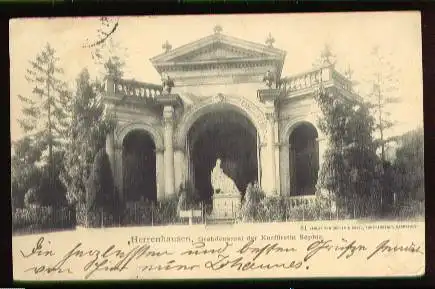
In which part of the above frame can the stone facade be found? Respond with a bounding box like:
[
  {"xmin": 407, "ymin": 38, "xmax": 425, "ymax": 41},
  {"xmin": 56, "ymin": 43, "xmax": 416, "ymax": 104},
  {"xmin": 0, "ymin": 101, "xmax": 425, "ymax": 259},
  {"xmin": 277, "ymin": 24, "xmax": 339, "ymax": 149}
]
[{"xmin": 103, "ymin": 29, "xmax": 357, "ymax": 204}]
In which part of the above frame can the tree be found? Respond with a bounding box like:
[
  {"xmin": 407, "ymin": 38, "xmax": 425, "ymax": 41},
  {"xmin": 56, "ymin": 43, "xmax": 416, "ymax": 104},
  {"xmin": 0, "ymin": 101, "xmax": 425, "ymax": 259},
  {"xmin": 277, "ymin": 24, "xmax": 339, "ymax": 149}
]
[
  {"xmin": 11, "ymin": 137, "xmax": 43, "ymax": 209},
  {"xmin": 366, "ymin": 46, "xmax": 401, "ymax": 163},
  {"xmin": 86, "ymin": 149, "xmax": 116, "ymax": 213},
  {"xmin": 393, "ymin": 128, "xmax": 424, "ymax": 204},
  {"xmin": 314, "ymin": 85, "xmax": 382, "ymax": 217},
  {"xmin": 61, "ymin": 68, "xmax": 116, "ymax": 205},
  {"xmin": 16, "ymin": 43, "xmax": 70, "ymax": 204}
]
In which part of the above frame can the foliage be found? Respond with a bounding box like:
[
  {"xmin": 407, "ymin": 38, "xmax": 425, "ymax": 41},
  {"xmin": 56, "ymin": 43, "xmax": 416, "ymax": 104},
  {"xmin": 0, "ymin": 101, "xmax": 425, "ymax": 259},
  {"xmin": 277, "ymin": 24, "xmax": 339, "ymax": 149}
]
[
  {"xmin": 177, "ymin": 181, "xmax": 201, "ymax": 211},
  {"xmin": 365, "ymin": 46, "xmax": 400, "ymax": 162},
  {"xmin": 14, "ymin": 43, "xmax": 70, "ymax": 206},
  {"xmin": 86, "ymin": 149, "xmax": 116, "ymax": 214},
  {"xmin": 12, "ymin": 206, "xmax": 76, "ymax": 234},
  {"xmin": 153, "ymin": 196, "xmax": 179, "ymax": 225},
  {"xmin": 24, "ymin": 188, "xmax": 41, "ymax": 208},
  {"xmin": 314, "ymin": 85, "xmax": 383, "ymax": 217},
  {"xmin": 60, "ymin": 68, "xmax": 116, "ymax": 205},
  {"xmin": 122, "ymin": 201, "xmax": 153, "ymax": 226},
  {"xmin": 392, "ymin": 128, "xmax": 424, "ymax": 204},
  {"xmin": 239, "ymin": 182, "xmax": 265, "ymax": 222}
]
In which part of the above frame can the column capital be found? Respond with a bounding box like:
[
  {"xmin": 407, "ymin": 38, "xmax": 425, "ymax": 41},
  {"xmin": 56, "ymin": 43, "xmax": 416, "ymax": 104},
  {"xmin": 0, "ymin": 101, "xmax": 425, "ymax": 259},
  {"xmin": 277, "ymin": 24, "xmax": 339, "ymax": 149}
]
[
  {"xmin": 265, "ymin": 111, "xmax": 278, "ymax": 122},
  {"xmin": 163, "ymin": 105, "xmax": 175, "ymax": 125},
  {"xmin": 155, "ymin": 148, "xmax": 165, "ymax": 154}
]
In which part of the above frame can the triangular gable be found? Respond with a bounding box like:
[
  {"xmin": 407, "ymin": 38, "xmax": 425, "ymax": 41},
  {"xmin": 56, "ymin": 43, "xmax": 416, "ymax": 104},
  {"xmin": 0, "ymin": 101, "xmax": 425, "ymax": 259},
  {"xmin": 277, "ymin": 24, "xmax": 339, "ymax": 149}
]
[{"xmin": 150, "ymin": 33, "xmax": 286, "ymax": 66}]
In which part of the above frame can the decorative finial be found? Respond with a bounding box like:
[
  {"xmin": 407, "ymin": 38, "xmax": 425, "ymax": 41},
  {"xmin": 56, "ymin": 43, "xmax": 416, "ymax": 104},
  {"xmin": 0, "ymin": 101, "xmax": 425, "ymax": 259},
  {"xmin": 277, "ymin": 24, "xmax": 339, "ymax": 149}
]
[
  {"xmin": 162, "ymin": 40, "xmax": 172, "ymax": 53},
  {"xmin": 214, "ymin": 25, "xmax": 223, "ymax": 34},
  {"xmin": 266, "ymin": 33, "xmax": 275, "ymax": 48},
  {"xmin": 262, "ymin": 70, "xmax": 275, "ymax": 89},
  {"xmin": 161, "ymin": 72, "xmax": 174, "ymax": 94}
]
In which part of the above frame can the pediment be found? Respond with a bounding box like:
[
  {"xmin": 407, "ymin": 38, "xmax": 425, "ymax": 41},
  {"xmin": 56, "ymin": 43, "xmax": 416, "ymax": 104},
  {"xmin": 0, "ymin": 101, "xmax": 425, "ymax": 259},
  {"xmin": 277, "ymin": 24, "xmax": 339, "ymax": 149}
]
[
  {"xmin": 170, "ymin": 42, "xmax": 271, "ymax": 62},
  {"xmin": 150, "ymin": 33, "xmax": 286, "ymax": 67}
]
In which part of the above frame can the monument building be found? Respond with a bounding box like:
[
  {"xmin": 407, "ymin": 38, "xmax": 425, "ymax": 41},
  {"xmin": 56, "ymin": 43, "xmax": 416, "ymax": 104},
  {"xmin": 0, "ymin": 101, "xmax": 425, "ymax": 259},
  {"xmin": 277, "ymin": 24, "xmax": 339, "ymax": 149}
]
[{"xmin": 103, "ymin": 27, "xmax": 356, "ymax": 211}]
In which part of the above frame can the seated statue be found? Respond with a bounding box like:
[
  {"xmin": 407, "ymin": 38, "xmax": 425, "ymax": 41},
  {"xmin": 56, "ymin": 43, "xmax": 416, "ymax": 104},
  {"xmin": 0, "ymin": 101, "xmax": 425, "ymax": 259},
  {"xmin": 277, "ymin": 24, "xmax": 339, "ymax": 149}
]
[{"xmin": 211, "ymin": 158, "xmax": 241, "ymax": 196}]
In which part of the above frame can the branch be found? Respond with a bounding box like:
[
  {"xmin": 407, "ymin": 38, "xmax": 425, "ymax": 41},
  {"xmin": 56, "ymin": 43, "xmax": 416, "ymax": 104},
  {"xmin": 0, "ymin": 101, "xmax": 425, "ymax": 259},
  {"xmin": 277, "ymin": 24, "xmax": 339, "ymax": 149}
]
[{"xmin": 83, "ymin": 20, "xmax": 119, "ymax": 49}]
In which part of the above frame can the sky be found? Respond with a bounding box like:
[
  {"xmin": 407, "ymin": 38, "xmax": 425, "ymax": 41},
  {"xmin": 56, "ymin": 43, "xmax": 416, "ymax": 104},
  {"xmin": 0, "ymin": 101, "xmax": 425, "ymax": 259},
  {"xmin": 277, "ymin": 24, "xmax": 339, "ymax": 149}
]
[{"xmin": 9, "ymin": 12, "xmax": 423, "ymax": 142}]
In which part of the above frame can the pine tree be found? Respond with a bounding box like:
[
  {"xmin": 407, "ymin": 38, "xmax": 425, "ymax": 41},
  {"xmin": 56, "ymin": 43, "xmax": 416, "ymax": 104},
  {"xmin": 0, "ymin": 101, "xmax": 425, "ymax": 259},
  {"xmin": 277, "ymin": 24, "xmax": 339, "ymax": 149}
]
[
  {"xmin": 61, "ymin": 68, "xmax": 116, "ymax": 205},
  {"xmin": 366, "ymin": 46, "xmax": 401, "ymax": 163},
  {"xmin": 17, "ymin": 43, "xmax": 70, "ymax": 197}
]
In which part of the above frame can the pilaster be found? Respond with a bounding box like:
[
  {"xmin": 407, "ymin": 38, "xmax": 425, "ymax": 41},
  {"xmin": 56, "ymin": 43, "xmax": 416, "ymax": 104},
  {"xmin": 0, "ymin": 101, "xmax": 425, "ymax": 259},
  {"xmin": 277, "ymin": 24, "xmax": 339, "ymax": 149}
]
[{"xmin": 163, "ymin": 105, "xmax": 175, "ymax": 197}]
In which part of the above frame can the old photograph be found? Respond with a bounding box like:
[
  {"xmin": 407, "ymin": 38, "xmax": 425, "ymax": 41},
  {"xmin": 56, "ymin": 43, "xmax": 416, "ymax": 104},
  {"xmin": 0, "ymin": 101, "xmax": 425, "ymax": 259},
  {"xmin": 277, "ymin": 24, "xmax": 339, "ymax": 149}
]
[{"xmin": 10, "ymin": 12, "xmax": 424, "ymax": 280}]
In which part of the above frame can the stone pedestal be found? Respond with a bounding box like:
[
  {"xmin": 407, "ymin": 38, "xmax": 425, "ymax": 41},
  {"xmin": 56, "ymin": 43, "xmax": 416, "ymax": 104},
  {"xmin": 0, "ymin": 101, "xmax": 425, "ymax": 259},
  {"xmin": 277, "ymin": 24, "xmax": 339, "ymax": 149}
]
[{"xmin": 211, "ymin": 194, "xmax": 241, "ymax": 220}]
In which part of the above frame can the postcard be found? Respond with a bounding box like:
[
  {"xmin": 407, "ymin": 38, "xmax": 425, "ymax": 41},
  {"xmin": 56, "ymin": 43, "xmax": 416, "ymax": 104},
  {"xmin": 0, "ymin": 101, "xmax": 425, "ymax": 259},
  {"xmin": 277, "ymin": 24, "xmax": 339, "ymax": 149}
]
[{"xmin": 10, "ymin": 12, "xmax": 424, "ymax": 281}]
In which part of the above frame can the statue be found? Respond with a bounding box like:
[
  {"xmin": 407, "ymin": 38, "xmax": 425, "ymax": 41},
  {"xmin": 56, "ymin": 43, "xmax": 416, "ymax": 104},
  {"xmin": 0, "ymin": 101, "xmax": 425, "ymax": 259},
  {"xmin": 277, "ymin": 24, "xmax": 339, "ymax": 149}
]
[
  {"xmin": 161, "ymin": 73, "xmax": 174, "ymax": 94},
  {"xmin": 211, "ymin": 159, "xmax": 241, "ymax": 196}
]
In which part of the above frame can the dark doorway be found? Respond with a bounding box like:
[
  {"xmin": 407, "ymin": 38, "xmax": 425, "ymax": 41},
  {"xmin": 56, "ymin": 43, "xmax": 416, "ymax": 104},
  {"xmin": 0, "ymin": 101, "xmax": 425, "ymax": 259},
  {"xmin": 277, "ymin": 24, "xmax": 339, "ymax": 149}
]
[
  {"xmin": 188, "ymin": 110, "xmax": 258, "ymax": 204},
  {"xmin": 122, "ymin": 130, "xmax": 157, "ymax": 202},
  {"xmin": 289, "ymin": 123, "xmax": 319, "ymax": 196}
]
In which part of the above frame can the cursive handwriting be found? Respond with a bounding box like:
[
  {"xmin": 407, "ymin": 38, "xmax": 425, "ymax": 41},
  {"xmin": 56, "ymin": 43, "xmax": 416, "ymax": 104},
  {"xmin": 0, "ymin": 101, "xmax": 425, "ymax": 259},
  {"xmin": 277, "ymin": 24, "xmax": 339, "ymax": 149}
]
[
  {"xmin": 140, "ymin": 260, "xmax": 200, "ymax": 272},
  {"xmin": 237, "ymin": 239, "xmax": 297, "ymax": 261},
  {"xmin": 205, "ymin": 254, "xmax": 303, "ymax": 271},
  {"xmin": 366, "ymin": 239, "xmax": 423, "ymax": 260},
  {"xmin": 181, "ymin": 241, "xmax": 232, "ymax": 256},
  {"xmin": 305, "ymin": 239, "xmax": 367, "ymax": 261},
  {"xmin": 20, "ymin": 237, "xmax": 55, "ymax": 258}
]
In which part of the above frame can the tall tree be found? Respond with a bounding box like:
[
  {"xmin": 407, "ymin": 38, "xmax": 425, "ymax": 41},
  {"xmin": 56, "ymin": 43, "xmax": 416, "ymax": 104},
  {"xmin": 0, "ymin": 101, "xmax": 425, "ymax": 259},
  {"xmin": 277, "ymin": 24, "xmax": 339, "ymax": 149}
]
[
  {"xmin": 315, "ymin": 85, "xmax": 382, "ymax": 217},
  {"xmin": 366, "ymin": 46, "xmax": 401, "ymax": 163},
  {"xmin": 61, "ymin": 68, "xmax": 116, "ymax": 205},
  {"xmin": 17, "ymin": 43, "xmax": 70, "ymax": 195},
  {"xmin": 393, "ymin": 128, "xmax": 424, "ymax": 204}
]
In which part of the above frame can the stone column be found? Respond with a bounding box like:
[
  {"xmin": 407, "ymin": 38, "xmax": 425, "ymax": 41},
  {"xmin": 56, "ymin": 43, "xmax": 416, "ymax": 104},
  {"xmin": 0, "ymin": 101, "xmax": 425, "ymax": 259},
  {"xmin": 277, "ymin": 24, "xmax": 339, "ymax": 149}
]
[
  {"xmin": 174, "ymin": 148, "xmax": 186, "ymax": 193},
  {"xmin": 267, "ymin": 113, "xmax": 277, "ymax": 194},
  {"xmin": 163, "ymin": 106, "xmax": 175, "ymax": 197},
  {"xmin": 156, "ymin": 148, "xmax": 165, "ymax": 200},
  {"xmin": 279, "ymin": 143, "xmax": 290, "ymax": 195},
  {"xmin": 273, "ymin": 119, "xmax": 280, "ymax": 195}
]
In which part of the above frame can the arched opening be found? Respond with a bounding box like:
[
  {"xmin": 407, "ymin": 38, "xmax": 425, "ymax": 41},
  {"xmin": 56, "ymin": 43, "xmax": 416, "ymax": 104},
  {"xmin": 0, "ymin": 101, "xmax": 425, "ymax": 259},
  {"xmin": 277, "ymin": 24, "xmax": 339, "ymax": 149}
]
[
  {"xmin": 188, "ymin": 109, "xmax": 258, "ymax": 205},
  {"xmin": 289, "ymin": 123, "xmax": 319, "ymax": 196},
  {"xmin": 122, "ymin": 130, "xmax": 157, "ymax": 202}
]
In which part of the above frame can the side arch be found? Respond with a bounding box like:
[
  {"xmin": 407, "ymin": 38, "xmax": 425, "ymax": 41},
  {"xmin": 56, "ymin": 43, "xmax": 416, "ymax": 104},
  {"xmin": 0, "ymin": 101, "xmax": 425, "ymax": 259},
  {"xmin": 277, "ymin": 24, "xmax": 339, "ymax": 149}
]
[
  {"xmin": 280, "ymin": 118, "xmax": 322, "ymax": 196},
  {"xmin": 115, "ymin": 121, "xmax": 164, "ymax": 151}
]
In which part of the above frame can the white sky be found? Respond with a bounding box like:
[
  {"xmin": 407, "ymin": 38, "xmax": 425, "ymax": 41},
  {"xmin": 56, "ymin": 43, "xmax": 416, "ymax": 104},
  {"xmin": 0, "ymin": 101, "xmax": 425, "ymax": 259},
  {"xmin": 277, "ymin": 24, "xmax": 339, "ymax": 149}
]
[{"xmin": 10, "ymin": 12, "xmax": 423, "ymax": 142}]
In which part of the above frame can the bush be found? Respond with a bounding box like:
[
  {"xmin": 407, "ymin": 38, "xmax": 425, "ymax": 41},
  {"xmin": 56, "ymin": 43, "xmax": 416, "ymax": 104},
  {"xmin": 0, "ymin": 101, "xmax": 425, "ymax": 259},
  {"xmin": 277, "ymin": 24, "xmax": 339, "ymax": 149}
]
[
  {"xmin": 395, "ymin": 200, "xmax": 424, "ymax": 220},
  {"xmin": 12, "ymin": 206, "xmax": 76, "ymax": 234},
  {"xmin": 239, "ymin": 182, "xmax": 265, "ymax": 222},
  {"xmin": 122, "ymin": 200, "xmax": 153, "ymax": 226},
  {"xmin": 24, "ymin": 188, "xmax": 41, "ymax": 208},
  {"xmin": 86, "ymin": 149, "xmax": 116, "ymax": 213},
  {"xmin": 177, "ymin": 181, "xmax": 201, "ymax": 211},
  {"xmin": 153, "ymin": 196, "xmax": 179, "ymax": 225}
]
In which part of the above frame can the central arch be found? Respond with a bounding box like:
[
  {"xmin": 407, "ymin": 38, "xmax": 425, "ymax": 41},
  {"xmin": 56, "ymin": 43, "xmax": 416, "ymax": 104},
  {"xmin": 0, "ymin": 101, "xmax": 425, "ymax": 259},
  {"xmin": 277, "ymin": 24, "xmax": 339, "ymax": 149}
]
[{"xmin": 187, "ymin": 108, "xmax": 259, "ymax": 204}]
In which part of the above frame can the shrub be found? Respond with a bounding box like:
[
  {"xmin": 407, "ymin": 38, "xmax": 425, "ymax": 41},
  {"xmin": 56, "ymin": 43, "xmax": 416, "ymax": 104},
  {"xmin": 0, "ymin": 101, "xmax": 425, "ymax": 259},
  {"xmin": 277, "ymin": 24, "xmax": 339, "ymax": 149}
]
[
  {"xmin": 24, "ymin": 187, "xmax": 42, "ymax": 208},
  {"xmin": 86, "ymin": 149, "xmax": 116, "ymax": 213},
  {"xmin": 122, "ymin": 200, "xmax": 153, "ymax": 226},
  {"xmin": 260, "ymin": 195, "xmax": 287, "ymax": 222},
  {"xmin": 12, "ymin": 206, "xmax": 76, "ymax": 234},
  {"xmin": 395, "ymin": 200, "xmax": 424, "ymax": 220},
  {"xmin": 153, "ymin": 196, "xmax": 179, "ymax": 225},
  {"xmin": 177, "ymin": 181, "xmax": 201, "ymax": 211},
  {"xmin": 239, "ymin": 182, "xmax": 265, "ymax": 222}
]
